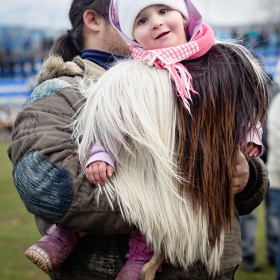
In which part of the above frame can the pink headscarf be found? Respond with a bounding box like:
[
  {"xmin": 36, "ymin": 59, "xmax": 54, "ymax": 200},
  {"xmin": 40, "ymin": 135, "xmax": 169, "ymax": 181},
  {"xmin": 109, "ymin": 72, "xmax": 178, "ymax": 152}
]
[{"xmin": 109, "ymin": 0, "xmax": 216, "ymax": 112}]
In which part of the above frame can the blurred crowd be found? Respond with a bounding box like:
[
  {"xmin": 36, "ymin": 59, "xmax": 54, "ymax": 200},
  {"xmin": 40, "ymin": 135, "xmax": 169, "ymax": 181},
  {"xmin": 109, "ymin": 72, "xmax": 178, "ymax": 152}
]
[
  {"xmin": 0, "ymin": 26, "xmax": 62, "ymax": 78},
  {"xmin": 0, "ymin": 26, "xmax": 63, "ymax": 137},
  {"xmin": 0, "ymin": 24, "xmax": 280, "ymax": 133},
  {"xmin": 216, "ymin": 24, "xmax": 280, "ymax": 78}
]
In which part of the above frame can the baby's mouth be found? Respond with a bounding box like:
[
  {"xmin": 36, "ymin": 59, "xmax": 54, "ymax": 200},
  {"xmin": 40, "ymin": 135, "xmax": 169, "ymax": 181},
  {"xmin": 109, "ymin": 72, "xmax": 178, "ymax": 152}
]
[{"xmin": 155, "ymin": 31, "xmax": 170, "ymax": 39}]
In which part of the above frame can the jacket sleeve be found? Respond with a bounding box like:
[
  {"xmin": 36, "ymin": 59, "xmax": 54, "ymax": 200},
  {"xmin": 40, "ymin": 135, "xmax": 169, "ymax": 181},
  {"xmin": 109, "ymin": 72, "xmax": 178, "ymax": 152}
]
[
  {"xmin": 7, "ymin": 78, "xmax": 131, "ymax": 235},
  {"xmin": 86, "ymin": 142, "xmax": 116, "ymax": 168},
  {"xmin": 240, "ymin": 121, "xmax": 263, "ymax": 156},
  {"xmin": 234, "ymin": 156, "xmax": 268, "ymax": 215}
]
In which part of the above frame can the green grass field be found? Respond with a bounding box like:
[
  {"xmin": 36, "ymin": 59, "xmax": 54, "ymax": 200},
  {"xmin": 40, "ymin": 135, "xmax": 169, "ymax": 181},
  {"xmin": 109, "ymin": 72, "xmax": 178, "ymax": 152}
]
[
  {"xmin": 0, "ymin": 141, "xmax": 49, "ymax": 280},
  {"xmin": 0, "ymin": 140, "xmax": 276, "ymax": 279}
]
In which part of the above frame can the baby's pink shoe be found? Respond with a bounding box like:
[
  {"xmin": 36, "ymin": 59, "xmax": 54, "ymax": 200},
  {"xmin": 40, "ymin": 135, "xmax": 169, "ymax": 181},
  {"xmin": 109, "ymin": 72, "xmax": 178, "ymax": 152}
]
[{"xmin": 24, "ymin": 224, "xmax": 80, "ymax": 274}]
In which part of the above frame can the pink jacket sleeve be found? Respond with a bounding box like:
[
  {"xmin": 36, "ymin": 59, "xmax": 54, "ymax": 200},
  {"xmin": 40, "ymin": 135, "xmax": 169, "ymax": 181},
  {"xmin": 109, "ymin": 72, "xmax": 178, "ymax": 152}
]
[
  {"xmin": 241, "ymin": 121, "xmax": 263, "ymax": 157},
  {"xmin": 85, "ymin": 142, "xmax": 115, "ymax": 169}
]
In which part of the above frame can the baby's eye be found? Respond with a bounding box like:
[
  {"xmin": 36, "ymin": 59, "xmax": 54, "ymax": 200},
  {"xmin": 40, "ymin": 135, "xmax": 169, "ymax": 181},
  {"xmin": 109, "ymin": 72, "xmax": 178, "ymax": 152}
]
[
  {"xmin": 159, "ymin": 8, "xmax": 168, "ymax": 15},
  {"xmin": 138, "ymin": 18, "xmax": 147, "ymax": 25}
]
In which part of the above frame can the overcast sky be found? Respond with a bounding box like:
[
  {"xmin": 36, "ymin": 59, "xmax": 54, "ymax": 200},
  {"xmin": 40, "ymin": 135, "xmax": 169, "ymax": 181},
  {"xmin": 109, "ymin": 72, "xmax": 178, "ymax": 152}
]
[
  {"xmin": 0, "ymin": 0, "xmax": 276, "ymax": 29},
  {"xmin": 195, "ymin": 0, "xmax": 273, "ymax": 27},
  {"xmin": 0, "ymin": 0, "xmax": 71, "ymax": 29}
]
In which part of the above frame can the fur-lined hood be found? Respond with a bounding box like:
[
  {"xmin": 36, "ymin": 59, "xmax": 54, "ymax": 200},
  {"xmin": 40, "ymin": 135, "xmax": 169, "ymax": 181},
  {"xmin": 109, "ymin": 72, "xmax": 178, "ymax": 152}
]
[{"xmin": 37, "ymin": 55, "xmax": 84, "ymax": 86}]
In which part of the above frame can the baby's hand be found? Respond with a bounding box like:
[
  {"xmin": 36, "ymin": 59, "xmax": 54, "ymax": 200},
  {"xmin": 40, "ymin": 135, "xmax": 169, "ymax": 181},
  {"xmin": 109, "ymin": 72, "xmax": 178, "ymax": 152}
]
[
  {"xmin": 86, "ymin": 161, "xmax": 114, "ymax": 186},
  {"xmin": 242, "ymin": 142, "xmax": 261, "ymax": 157}
]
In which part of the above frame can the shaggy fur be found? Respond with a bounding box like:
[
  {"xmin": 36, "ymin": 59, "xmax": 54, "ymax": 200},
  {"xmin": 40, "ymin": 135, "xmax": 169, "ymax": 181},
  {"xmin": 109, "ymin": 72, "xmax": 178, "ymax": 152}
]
[
  {"xmin": 37, "ymin": 55, "xmax": 83, "ymax": 85},
  {"xmin": 73, "ymin": 58, "xmax": 224, "ymax": 274},
  {"xmin": 72, "ymin": 42, "xmax": 268, "ymax": 276}
]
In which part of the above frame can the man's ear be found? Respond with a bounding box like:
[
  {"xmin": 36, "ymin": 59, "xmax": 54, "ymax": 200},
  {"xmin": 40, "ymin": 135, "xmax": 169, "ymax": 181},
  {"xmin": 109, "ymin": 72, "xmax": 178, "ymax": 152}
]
[{"xmin": 83, "ymin": 10, "xmax": 101, "ymax": 32}]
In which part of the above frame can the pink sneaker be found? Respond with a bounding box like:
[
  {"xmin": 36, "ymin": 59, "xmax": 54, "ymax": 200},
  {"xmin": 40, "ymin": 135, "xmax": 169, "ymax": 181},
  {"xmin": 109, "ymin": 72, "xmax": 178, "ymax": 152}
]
[
  {"xmin": 116, "ymin": 260, "xmax": 144, "ymax": 280},
  {"xmin": 24, "ymin": 224, "xmax": 80, "ymax": 274}
]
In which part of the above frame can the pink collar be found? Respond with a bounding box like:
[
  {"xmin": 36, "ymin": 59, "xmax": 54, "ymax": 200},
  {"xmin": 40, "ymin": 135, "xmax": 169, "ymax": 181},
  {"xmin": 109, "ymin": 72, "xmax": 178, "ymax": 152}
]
[{"xmin": 130, "ymin": 23, "xmax": 215, "ymax": 112}]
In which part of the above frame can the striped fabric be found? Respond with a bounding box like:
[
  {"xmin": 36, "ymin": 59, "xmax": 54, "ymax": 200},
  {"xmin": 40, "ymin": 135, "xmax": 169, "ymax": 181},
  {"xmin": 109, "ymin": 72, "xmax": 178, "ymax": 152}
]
[
  {"xmin": 131, "ymin": 41, "xmax": 199, "ymax": 66},
  {"xmin": 130, "ymin": 23, "xmax": 215, "ymax": 111}
]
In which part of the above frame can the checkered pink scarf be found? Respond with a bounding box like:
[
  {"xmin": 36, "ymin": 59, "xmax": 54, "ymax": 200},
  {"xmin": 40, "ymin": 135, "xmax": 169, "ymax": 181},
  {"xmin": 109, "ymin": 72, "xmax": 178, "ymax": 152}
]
[{"xmin": 130, "ymin": 23, "xmax": 215, "ymax": 112}]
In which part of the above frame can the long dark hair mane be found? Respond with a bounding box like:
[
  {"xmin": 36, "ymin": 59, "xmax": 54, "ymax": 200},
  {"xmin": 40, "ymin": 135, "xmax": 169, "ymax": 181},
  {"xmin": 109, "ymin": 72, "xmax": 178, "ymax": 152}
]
[{"xmin": 177, "ymin": 42, "xmax": 268, "ymax": 247}]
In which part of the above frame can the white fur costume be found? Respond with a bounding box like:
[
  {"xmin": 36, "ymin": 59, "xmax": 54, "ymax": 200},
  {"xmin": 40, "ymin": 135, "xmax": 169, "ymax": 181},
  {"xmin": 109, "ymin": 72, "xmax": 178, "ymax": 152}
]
[{"xmin": 73, "ymin": 59, "xmax": 224, "ymax": 275}]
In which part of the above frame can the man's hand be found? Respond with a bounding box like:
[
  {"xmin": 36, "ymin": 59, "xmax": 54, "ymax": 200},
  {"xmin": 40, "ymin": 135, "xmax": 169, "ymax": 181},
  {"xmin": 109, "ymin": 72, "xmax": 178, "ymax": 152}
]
[
  {"xmin": 233, "ymin": 151, "xmax": 250, "ymax": 194},
  {"xmin": 86, "ymin": 161, "xmax": 114, "ymax": 186}
]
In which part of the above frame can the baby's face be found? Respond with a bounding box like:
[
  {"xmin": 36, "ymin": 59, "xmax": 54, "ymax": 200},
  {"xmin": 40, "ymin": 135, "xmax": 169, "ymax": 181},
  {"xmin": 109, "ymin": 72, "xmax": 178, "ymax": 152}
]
[{"xmin": 133, "ymin": 5, "xmax": 188, "ymax": 50}]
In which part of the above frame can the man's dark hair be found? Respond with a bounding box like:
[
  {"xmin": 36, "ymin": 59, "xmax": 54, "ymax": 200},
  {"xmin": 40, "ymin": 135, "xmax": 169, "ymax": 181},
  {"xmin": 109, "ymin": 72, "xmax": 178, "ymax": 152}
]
[{"xmin": 51, "ymin": 0, "xmax": 111, "ymax": 61}]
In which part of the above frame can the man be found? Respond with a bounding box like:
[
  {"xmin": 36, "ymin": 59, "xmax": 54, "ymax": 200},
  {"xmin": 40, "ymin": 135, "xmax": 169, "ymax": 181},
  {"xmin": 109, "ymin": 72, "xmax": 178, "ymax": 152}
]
[
  {"xmin": 8, "ymin": 0, "xmax": 268, "ymax": 279},
  {"xmin": 9, "ymin": 1, "xmax": 132, "ymax": 278}
]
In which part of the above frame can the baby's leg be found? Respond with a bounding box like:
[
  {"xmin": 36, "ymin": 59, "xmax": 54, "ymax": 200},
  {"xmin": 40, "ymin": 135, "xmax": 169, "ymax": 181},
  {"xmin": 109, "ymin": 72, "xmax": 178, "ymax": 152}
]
[
  {"xmin": 116, "ymin": 230, "xmax": 164, "ymax": 280},
  {"xmin": 25, "ymin": 224, "xmax": 80, "ymax": 274}
]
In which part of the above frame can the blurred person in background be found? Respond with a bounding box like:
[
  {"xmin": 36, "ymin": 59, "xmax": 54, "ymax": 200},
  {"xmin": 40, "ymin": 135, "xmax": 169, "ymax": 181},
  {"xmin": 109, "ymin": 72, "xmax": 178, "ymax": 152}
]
[
  {"xmin": 267, "ymin": 60, "xmax": 280, "ymax": 280},
  {"xmin": 240, "ymin": 209, "xmax": 261, "ymax": 271},
  {"xmin": 262, "ymin": 74, "xmax": 280, "ymax": 268},
  {"xmin": 240, "ymin": 58, "xmax": 280, "ymax": 272}
]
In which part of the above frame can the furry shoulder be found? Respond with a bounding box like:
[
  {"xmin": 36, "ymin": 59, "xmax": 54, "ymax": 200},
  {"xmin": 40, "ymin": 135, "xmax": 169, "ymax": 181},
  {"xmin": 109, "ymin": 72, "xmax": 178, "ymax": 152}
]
[{"xmin": 37, "ymin": 54, "xmax": 83, "ymax": 85}]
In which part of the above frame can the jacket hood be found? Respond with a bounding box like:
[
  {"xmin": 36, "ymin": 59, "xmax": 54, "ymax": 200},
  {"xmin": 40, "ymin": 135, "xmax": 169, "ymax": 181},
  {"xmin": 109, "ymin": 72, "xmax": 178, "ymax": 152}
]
[{"xmin": 37, "ymin": 55, "xmax": 83, "ymax": 85}]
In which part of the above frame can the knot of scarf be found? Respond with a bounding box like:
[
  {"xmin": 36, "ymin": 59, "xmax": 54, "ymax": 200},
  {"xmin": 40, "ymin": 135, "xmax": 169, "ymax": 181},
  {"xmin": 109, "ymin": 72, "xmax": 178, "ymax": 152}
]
[{"xmin": 130, "ymin": 23, "xmax": 215, "ymax": 113}]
